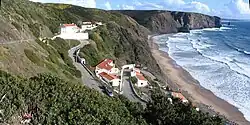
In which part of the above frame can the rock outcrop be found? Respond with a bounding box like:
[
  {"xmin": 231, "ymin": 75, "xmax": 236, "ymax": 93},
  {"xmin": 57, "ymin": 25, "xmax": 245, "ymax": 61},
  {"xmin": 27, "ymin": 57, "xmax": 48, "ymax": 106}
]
[{"xmin": 118, "ymin": 10, "xmax": 222, "ymax": 34}]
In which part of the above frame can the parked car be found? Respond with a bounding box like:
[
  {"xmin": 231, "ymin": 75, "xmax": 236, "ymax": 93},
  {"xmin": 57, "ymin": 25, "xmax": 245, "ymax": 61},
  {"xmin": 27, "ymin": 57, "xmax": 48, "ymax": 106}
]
[{"xmin": 105, "ymin": 87, "xmax": 113, "ymax": 97}]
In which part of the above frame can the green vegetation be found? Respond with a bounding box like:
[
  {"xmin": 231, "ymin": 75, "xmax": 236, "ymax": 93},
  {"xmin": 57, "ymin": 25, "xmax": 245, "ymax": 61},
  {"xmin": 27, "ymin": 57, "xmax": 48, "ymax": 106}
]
[
  {"xmin": 131, "ymin": 76, "xmax": 138, "ymax": 84},
  {"xmin": 0, "ymin": 71, "xmax": 146, "ymax": 124},
  {"xmin": 24, "ymin": 49, "xmax": 44, "ymax": 66},
  {"xmin": 79, "ymin": 44, "xmax": 102, "ymax": 66},
  {"xmin": 0, "ymin": 71, "xmax": 224, "ymax": 125},
  {"xmin": 35, "ymin": 38, "xmax": 81, "ymax": 78},
  {"xmin": 144, "ymin": 90, "xmax": 225, "ymax": 125}
]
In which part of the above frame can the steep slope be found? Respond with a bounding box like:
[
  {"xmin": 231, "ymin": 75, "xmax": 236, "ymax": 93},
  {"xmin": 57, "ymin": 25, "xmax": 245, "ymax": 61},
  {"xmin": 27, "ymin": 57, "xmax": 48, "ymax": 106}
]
[
  {"xmin": 118, "ymin": 10, "xmax": 222, "ymax": 34},
  {"xmin": 0, "ymin": 0, "xmax": 162, "ymax": 79},
  {"xmin": 79, "ymin": 19, "xmax": 162, "ymax": 77}
]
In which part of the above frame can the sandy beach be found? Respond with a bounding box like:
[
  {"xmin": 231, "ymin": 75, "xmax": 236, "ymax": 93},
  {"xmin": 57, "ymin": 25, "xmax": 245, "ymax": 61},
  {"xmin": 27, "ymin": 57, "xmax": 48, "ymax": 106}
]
[{"xmin": 149, "ymin": 36, "xmax": 250, "ymax": 125}]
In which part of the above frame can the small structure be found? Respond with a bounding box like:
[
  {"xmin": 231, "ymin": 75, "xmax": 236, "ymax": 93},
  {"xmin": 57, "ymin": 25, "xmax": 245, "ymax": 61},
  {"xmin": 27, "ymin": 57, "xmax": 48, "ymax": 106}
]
[
  {"xmin": 81, "ymin": 21, "xmax": 97, "ymax": 31},
  {"xmin": 21, "ymin": 113, "xmax": 32, "ymax": 124},
  {"xmin": 98, "ymin": 72, "xmax": 120, "ymax": 87},
  {"xmin": 171, "ymin": 92, "xmax": 188, "ymax": 103},
  {"xmin": 130, "ymin": 68, "xmax": 140, "ymax": 77},
  {"xmin": 168, "ymin": 98, "xmax": 173, "ymax": 104},
  {"xmin": 95, "ymin": 22, "xmax": 103, "ymax": 26},
  {"xmin": 60, "ymin": 23, "xmax": 80, "ymax": 34},
  {"xmin": 131, "ymin": 68, "xmax": 148, "ymax": 87},
  {"xmin": 135, "ymin": 73, "xmax": 148, "ymax": 87},
  {"xmin": 196, "ymin": 108, "xmax": 200, "ymax": 111},
  {"xmin": 95, "ymin": 59, "xmax": 120, "ymax": 75}
]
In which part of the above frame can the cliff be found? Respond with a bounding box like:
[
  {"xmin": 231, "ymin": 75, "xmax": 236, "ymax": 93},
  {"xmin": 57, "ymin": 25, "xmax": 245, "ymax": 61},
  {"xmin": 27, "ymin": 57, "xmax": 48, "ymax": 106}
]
[{"xmin": 118, "ymin": 10, "xmax": 222, "ymax": 34}]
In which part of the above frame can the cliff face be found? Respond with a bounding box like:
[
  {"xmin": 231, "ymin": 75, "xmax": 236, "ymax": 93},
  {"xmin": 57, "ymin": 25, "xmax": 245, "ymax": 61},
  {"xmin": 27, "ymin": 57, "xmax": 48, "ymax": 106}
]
[{"xmin": 118, "ymin": 10, "xmax": 222, "ymax": 34}]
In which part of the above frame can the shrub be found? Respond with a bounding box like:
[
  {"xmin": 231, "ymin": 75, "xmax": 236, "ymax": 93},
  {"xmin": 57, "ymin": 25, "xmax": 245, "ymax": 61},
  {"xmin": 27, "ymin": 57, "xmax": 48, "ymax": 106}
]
[{"xmin": 131, "ymin": 76, "xmax": 138, "ymax": 84}]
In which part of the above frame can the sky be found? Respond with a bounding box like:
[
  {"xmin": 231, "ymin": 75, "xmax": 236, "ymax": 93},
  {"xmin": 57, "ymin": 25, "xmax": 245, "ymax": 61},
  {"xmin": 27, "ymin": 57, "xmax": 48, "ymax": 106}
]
[{"xmin": 30, "ymin": 0, "xmax": 250, "ymax": 19}]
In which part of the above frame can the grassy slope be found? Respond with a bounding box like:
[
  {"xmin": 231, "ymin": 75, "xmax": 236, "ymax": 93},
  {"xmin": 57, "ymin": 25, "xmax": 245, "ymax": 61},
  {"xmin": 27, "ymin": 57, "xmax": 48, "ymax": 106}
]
[
  {"xmin": 1, "ymin": 0, "xmax": 163, "ymax": 80},
  {"xmin": 0, "ymin": 0, "xmax": 85, "ymax": 80}
]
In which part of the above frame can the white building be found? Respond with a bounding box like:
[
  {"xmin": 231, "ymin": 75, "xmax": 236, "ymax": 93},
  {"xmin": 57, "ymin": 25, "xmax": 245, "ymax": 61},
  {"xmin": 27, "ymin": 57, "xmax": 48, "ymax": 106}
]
[
  {"xmin": 60, "ymin": 23, "xmax": 80, "ymax": 34},
  {"xmin": 131, "ymin": 68, "xmax": 140, "ymax": 77},
  {"xmin": 98, "ymin": 72, "xmax": 120, "ymax": 87},
  {"xmin": 95, "ymin": 22, "xmax": 103, "ymax": 26},
  {"xmin": 95, "ymin": 59, "xmax": 120, "ymax": 76},
  {"xmin": 135, "ymin": 73, "xmax": 148, "ymax": 87},
  {"xmin": 81, "ymin": 22, "xmax": 96, "ymax": 31},
  {"xmin": 131, "ymin": 68, "xmax": 148, "ymax": 87},
  {"xmin": 56, "ymin": 33, "xmax": 89, "ymax": 40},
  {"xmin": 171, "ymin": 92, "xmax": 188, "ymax": 103}
]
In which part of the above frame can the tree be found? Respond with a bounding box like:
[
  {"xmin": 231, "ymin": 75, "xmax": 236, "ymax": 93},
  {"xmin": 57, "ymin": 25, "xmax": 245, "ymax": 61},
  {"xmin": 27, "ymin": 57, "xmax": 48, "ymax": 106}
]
[{"xmin": 130, "ymin": 76, "xmax": 138, "ymax": 84}]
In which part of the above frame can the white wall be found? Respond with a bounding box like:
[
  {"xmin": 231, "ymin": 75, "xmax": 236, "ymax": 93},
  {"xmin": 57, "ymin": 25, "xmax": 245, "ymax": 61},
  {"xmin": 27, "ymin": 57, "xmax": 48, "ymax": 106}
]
[
  {"xmin": 57, "ymin": 33, "xmax": 89, "ymax": 40},
  {"xmin": 95, "ymin": 68, "xmax": 109, "ymax": 76},
  {"xmin": 110, "ymin": 68, "xmax": 120, "ymax": 75},
  {"xmin": 61, "ymin": 26, "xmax": 79, "ymax": 34},
  {"xmin": 81, "ymin": 25, "xmax": 97, "ymax": 32},
  {"xmin": 131, "ymin": 71, "xmax": 136, "ymax": 77},
  {"xmin": 137, "ymin": 80, "xmax": 148, "ymax": 87},
  {"xmin": 111, "ymin": 79, "xmax": 120, "ymax": 87}
]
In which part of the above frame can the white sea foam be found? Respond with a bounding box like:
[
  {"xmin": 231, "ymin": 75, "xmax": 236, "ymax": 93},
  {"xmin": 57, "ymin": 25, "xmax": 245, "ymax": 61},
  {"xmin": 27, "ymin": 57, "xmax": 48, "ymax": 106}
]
[
  {"xmin": 244, "ymin": 51, "xmax": 250, "ymax": 54},
  {"xmin": 203, "ymin": 28, "xmax": 220, "ymax": 31},
  {"xmin": 154, "ymin": 31, "xmax": 250, "ymax": 122},
  {"xmin": 220, "ymin": 27, "xmax": 233, "ymax": 30}
]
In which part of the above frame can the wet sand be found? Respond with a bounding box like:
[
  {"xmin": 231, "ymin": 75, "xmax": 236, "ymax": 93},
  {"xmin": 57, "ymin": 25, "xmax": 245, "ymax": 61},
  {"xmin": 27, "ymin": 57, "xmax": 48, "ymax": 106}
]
[{"xmin": 149, "ymin": 36, "xmax": 250, "ymax": 125}]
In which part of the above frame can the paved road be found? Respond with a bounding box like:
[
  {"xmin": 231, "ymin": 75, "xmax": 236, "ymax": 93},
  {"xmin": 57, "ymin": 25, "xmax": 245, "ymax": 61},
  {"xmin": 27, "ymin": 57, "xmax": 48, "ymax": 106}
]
[
  {"xmin": 68, "ymin": 40, "xmax": 103, "ymax": 93},
  {"xmin": 122, "ymin": 76, "xmax": 146, "ymax": 106}
]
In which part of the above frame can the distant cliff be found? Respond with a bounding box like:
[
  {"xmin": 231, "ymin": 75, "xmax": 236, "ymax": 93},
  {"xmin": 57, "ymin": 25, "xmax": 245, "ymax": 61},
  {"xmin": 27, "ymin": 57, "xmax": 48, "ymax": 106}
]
[{"xmin": 118, "ymin": 10, "xmax": 222, "ymax": 34}]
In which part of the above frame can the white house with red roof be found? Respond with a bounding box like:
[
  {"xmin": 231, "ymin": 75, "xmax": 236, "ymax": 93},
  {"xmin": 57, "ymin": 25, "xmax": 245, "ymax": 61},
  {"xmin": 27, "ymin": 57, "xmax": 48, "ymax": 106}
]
[
  {"xmin": 131, "ymin": 68, "xmax": 148, "ymax": 87},
  {"xmin": 95, "ymin": 59, "xmax": 120, "ymax": 76},
  {"xmin": 95, "ymin": 59, "xmax": 120, "ymax": 87},
  {"xmin": 171, "ymin": 92, "xmax": 188, "ymax": 103},
  {"xmin": 98, "ymin": 72, "xmax": 120, "ymax": 87},
  {"xmin": 60, "ymin": 23, "xmax": 80, "ymax": 34}
]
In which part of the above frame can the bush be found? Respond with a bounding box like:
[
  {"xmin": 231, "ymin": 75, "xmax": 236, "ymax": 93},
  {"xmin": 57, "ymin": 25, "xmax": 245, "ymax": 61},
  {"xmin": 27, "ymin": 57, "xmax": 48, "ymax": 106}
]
[
  {"xmin": 131, "ymin": 76, "xmax": 138, "ymax": 84},
  {"xmin": 0, "ymin": 71, "xmax": 147, "ymax": 124}
]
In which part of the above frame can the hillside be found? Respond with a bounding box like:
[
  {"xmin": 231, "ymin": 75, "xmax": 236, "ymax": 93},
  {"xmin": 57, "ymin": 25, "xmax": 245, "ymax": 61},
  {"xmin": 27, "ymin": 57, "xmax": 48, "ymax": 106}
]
[
  {"xmin": 0, "ymin": 0, "xmax": 226, "ymax": 124},
  {"xmin": 0, "ymin": 0, "xmax": 163, "ymax": 80}
]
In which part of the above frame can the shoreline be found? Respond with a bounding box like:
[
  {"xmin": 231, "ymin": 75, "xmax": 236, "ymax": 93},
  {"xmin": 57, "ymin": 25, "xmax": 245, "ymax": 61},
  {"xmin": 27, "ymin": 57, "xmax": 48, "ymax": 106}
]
[{"xmin": 148, "ymin": 35, "xmax": 250, "ymax": 125}]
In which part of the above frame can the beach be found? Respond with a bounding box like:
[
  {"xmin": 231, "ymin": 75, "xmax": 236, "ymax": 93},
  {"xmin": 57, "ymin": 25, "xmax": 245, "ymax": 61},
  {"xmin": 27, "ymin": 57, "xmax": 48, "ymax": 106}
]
[{"xmin": 149, "ymin": 36, "xmax": 250, "ymax": 125}]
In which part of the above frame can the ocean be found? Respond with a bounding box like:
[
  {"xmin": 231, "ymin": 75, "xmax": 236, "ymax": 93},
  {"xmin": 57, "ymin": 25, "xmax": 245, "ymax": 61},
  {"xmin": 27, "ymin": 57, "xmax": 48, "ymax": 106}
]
[{"xmin": 154, "ymin": 20, "xmax": 250, "ymax": 122}]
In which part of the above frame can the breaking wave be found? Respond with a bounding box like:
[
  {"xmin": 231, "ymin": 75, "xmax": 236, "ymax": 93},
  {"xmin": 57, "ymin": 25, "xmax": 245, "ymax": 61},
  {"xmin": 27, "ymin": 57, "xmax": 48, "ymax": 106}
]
[{"xmin": 154, "ymin": 23, "xmax": 250, "ymax": 122}]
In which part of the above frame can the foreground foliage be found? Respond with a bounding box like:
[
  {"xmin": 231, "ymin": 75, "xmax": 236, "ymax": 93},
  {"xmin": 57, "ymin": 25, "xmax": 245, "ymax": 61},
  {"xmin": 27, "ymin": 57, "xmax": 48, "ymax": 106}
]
[
  {"xmin": 0, "ymin": 71, "xmax": 224, "ymax": 125},
  {"xmin": 144, "ymin": 90, "xmax": 224, "ymax": 125},
  {"xmin": 0, "ymin": 71, "xmax": 146, "ymax": 124}
]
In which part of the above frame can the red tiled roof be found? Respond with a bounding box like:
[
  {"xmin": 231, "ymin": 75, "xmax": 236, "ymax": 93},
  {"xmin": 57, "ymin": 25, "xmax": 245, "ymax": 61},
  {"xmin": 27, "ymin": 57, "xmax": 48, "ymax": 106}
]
[
  {"xmin": 96, "ymin": 59, "xmax": 113, "ymax": 71},
  {"xmin": 172, "ymin": 92, "xmax": 187, "ymax": 101},
  {"xmin": 62, "ymin": 24, "xmax": 77, "ymax": 27},
  {"xmin": 23, "ymin": 113, "xmax": 32, "ymax": 119},
  {"xmin": 99, "ymin": 72, "xmax": 117, "ymax": 81},
  {"xmin": 136, "ymin": 73, "xmax": 146, "ymax": 81}
]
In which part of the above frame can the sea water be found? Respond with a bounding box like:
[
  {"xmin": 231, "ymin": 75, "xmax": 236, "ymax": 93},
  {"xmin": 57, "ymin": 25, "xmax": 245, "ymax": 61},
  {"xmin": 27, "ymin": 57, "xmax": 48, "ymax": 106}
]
[{"xmin": 154, "ymin": 20, "xmax": 250, "ymax": 122}]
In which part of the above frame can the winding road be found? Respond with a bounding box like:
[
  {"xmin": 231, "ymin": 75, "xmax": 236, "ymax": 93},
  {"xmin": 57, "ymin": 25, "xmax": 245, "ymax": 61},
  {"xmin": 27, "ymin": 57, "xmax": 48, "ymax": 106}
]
[
  {"xmin": 68, "ymin": 40, "xmax": 145, "ymax": 105},
  {"xmin": 68, "ymin": 40, "xmax": 103, "ymax": 93}
]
